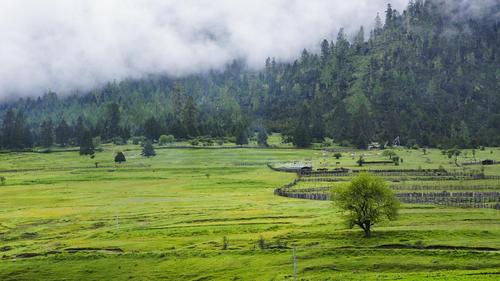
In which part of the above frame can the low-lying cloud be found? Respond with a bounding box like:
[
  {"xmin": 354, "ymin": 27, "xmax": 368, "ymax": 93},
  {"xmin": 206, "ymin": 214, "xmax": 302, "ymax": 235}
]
[{"xmin": 4, "ymin": 0, "xmax": 496, "ymax": 100}]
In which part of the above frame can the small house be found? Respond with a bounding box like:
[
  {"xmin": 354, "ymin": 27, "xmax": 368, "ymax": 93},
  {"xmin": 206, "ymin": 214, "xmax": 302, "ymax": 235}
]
[{"xmin": 368, "ymin": 142, "xmax": 380, "ymax": 150}]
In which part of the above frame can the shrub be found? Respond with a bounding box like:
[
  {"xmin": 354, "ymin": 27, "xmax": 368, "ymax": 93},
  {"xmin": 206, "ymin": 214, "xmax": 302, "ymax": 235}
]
[
  {"xmin": 200, "ymin": 137, "xmax": 214, "ymax": 146},
  {"xmin": 334, "ymin": 153, "xmax": 342, "ymax": 159},
  {"xmin": 414, "ymin": 240, "xmax": 424, "ymax": 249},
  {"xmin": 275, "ymin": 238, "xmax": 288, "ymax": 249},
  {"xmin": 113, "ymin": 137, "xmax": 126, "ymax": 145},
  {"xmin": 236, "ymin": 130, "xmax": 249, "ymax": 146},
  {"xmin": 392, "ymin": 156, "xmax": 400, "ymax": 166},
  {"xmin": 114, "ymin": 152, "xmax": 126, "ymax": 163},
  {"xmin": 406, "ymin": 139, "xmax": 417, "ymax": 149},
  {"xmin": 142, "ymin": 141, "xmax": 156, "ymax": 157},
  {"xmin": 159, "ymin": 135, "xmax": 175, "ymax": 145},
  {"xmin": 80, "ymin": 130, "xmax": 95, "ymax": 156},
  {"xmin": 258, "ymin": 235, "xmax": 266, "ymax": 249},
  {"xmin": 257, "ymin": 130, "xmax": 269, "ymax": 147},
  {"xmin": 132, "ymin": 136, "xmax": 146, "ymax": 145},
  {"xmin": 92, "ymin": 136, "xmax": 102, "ymax": 148},
  {"xmin": 323, "ymin": 139, "xmax": 333, "ymax": 147},
  {"xmin": 222, "ymin": 236, "xmax": 229, "ymax": 250},
  {"xmin": 0, "ymin": 176, "xmax": 5, "ymax": 185},
  {"xmin": 38, "ymin": 148, "xmax": 52, "ymax": 153},
  {"xmin": 340, "ymin": 140, "xmax": 351, "ymax": 147},
  {"xmin": 357, "ymin": 156, "xmax": 364, "ymax": 167}
]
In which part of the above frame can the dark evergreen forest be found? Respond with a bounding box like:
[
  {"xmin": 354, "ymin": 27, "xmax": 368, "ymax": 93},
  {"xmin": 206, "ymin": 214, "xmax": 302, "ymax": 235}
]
[{"xmin": 1, "ymin": 0, "xmax": 499, "ymax": 149}]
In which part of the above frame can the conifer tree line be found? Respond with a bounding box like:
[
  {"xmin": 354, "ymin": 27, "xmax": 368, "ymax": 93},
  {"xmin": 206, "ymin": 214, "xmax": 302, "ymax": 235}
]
[{"xmin": 1, "ymin": 0, "xmax": 499, "ymax": 149}]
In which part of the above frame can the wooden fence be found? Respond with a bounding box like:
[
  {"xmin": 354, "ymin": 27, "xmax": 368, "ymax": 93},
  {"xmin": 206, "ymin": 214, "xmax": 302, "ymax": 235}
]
[
  {"xmin": 390, "ymin": 184, "xmax": 500, "ymax": 191},
  {"xmin": 299, "ymin": 170, "xmax": 486, "ymax": 178},
  {"xmin": 274, "ymin": 188, "xmax": 331, "ymax": 201},
  {"xmin": 396, "ymin": 192, "xmax": 500, "ymax": 209},
  {"xmin": 462, "ymin": 160, "xmax": 499, "ymax": 166},
  {"xmin": 274, "ymin": 180, "xmax": 500, "ymax": 209}
]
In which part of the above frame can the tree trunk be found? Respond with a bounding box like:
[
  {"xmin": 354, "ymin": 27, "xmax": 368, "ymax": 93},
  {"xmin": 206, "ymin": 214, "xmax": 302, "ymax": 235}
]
[{"xmin": 363, "ymin": 223, "xmax": 371, "ymax": 238}]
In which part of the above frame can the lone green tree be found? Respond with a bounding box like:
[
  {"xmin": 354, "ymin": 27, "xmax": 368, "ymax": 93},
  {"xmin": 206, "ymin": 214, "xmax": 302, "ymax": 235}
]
[
  {"xmin": 382, "ymin": 150, "xmax": 397, "ymax": 160},
  {"xmin": 334, "ymin": 173, "xmax": 399, "ymax": 237},
  {"xmin": 356, "ymin": 156, "xmax": 364, "ymax": 166},
  {"xmin": 142, "ymin": 140, "xmax": 156, "ymax": 157}
]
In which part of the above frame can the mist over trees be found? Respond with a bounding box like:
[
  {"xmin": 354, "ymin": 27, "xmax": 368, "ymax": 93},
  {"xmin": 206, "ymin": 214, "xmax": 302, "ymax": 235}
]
[{"xmin": 1, "ymin": 0, "xmax": 499, "ymax": 149}]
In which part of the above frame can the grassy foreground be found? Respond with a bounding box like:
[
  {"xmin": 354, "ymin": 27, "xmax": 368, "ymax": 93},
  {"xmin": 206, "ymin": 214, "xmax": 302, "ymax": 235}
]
[{"xmin": 0, "ymin": 145, "xmax": 499, "ymax": 280}]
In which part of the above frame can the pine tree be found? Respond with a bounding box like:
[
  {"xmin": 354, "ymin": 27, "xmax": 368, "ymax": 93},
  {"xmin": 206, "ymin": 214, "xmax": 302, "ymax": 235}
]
[
  {"xmin": 40, "ymin": 120, "xmax": 54, "ymax": 147},
  {"xmin": 293, "ymin": 121, "xmax": 311, "ymax": 148},
  {"xmin": 236, "ymin": 128, "xmax": 248, "ymax": 146},
  {"xmin": 320, "ymin": 39, "xmax": 330, "ymax": 65},
  {"xmin": 73, "ymin": 117, "xmax": 86, "ymax": 145},
  {"xmin": 1, "ymin": 109, "xmax": 32, "ymax": 149},
  {"xmin": 144, "ymin": 117, "xmax": 162, "ymax": 141},
  {"xmin": 79, "ymin": 130, "xmax": 95, "ymax": 155},
  {"xmin": 183, "ymin": 96, "xmax": 199, "ymax": 137},
  {"xmin": 1, "ymin": 109, "xmax": 16, "ymax": 148},
  {"xmin": 352, "ymin": 103, "xmax": 371, "ymax": 149},
  {"xmin": 55, "ymin": 119, "xmax": 71, "ymax": 146},
  {"xmin": 374, "ymin": 13, "xmax": 383, "ymax": 30},
  {"xmin": 385, "ymin": 4, "xmax": 393, "ymax": 27},
  {"xmin": 142, "ymin": 140, "xmax": 156, "ymax": 157},
  {"xmin": 114, "ymin": 151, "xmax": 126, "ymax": 163},
  {"xmin": 104, "ymin": 102, "xmax": 121, "ymax": 140},
  {"xmin": 311, "ymin": 112, "xmax": 325, "ymax": 142},
  {"xmin": 257, "ymin": 128, "xmax": 268, "ymax": 147}
]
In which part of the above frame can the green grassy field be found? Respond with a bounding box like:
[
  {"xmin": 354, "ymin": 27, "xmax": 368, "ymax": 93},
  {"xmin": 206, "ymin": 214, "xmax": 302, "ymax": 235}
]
[{"xmin": 0, "ymin": 143, "xmax": 499, "ymax": 280}]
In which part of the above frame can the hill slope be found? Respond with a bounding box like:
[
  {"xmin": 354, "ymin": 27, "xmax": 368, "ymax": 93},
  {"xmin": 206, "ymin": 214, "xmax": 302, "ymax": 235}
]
[{"xmin": 1, "ymin": 0, "xmax": 499, "ymax": 148}]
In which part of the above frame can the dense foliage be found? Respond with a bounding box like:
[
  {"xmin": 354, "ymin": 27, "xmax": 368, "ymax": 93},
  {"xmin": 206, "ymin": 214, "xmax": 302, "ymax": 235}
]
[
  {"xmin": 1, "ymin": 0, "xmax": 499, "ymax": 149},
  {"xmin": 114, "ymin": 152, "xmax": 126, "ymax": 163},
  {"xmin": 142, "ymin": 140, "xmax": 156, "ymax": 157},
  {"xmin": 334, "ymin": 173, "xmax": 399, "ymax": 237}
]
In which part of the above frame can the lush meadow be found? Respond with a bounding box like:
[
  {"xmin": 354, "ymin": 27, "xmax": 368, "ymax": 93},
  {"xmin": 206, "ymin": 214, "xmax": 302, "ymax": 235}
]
[{"xmin": 0, "ymin": 144, "xmax": 499, "ymax": 280}]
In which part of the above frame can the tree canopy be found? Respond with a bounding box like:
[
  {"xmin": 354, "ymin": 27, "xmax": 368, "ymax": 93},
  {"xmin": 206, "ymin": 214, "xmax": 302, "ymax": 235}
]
[
  {"xmin": 334, "ymin": 173, "xmax": 399, "ymax": 237},
  {"xmin": 142, "ymin": 141, "xmax": 156, "ymax": 157},
  {"xmin": 114, "ymin": 151, "xmax": 126, "ymax": 163},
  {"xmin": 1, "ymin": 0, "xmax": 499, "ymax": 149}
]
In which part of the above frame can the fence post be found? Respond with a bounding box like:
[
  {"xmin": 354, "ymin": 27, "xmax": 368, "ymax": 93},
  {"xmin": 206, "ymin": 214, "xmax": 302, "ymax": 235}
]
[{"xmin": 293, "ymin": 246, "xmax": 297, "ymax": 281}]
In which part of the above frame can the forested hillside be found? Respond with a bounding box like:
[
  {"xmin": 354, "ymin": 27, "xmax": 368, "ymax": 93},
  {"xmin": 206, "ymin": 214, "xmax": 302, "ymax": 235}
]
[{"xmin": 1, "ymin": 0, "xmax": 499, "ymax": 149}]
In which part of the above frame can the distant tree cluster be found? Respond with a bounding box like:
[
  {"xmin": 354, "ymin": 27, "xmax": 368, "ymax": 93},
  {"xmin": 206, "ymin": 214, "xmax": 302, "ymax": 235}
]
[{"xmin": 1, "ymin": 0, "xmax": 499, "ymax": 149}]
